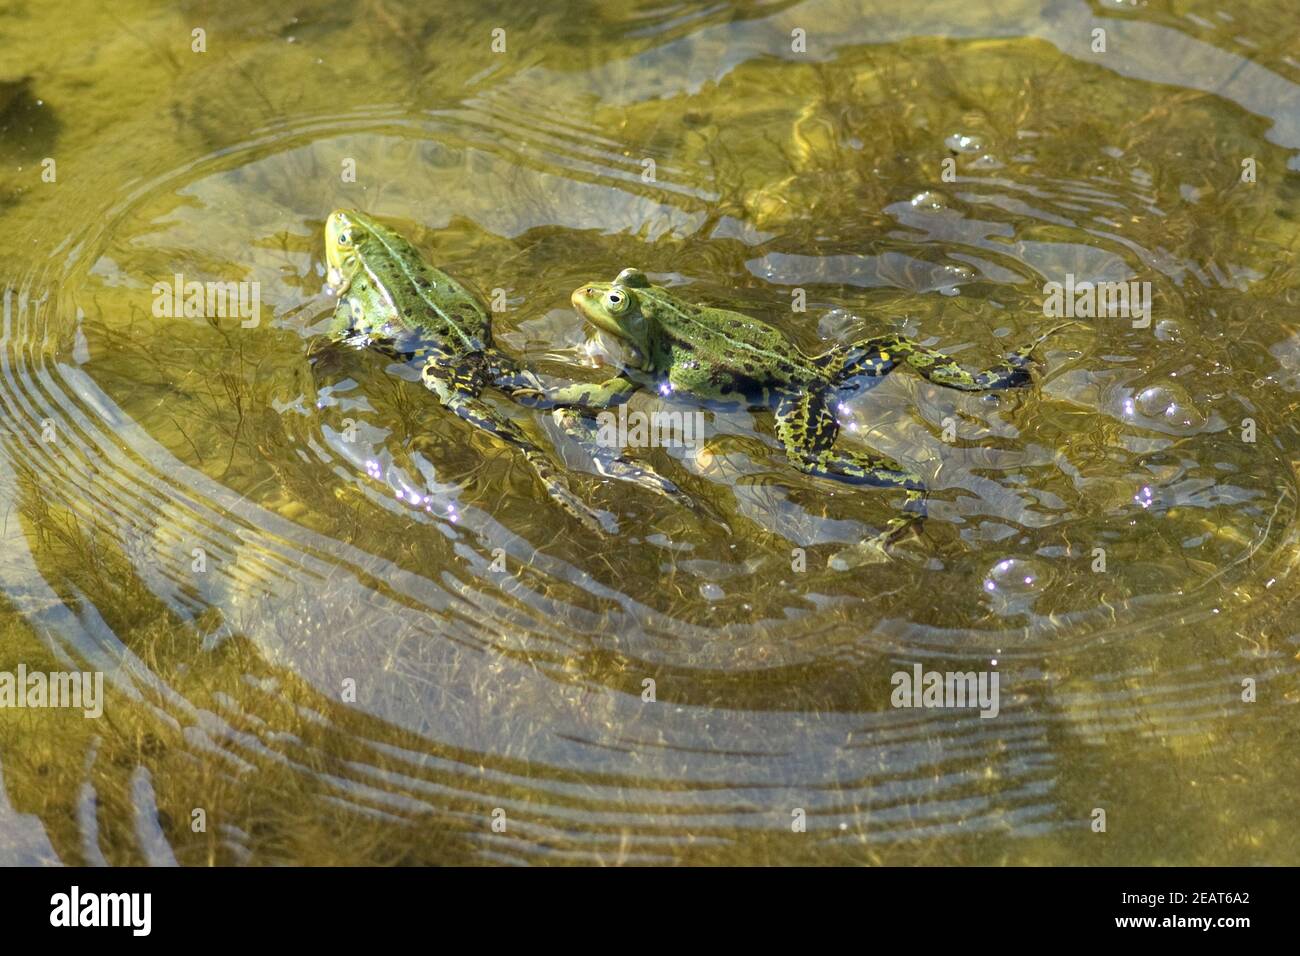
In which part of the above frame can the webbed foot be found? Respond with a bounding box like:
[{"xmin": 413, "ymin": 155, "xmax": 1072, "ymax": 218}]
[{"xmin": 828, "ymin": 489, "xmax": 926, "ymax": 570}]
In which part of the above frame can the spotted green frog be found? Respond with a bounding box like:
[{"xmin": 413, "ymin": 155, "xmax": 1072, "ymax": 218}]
[
  {"xmin": 320, "ymin": 211, "xmax": 683, "ymax": 532},
  {"xmin": 534, "ymin": 268, "xmax": 1064, "ymax": 551}
]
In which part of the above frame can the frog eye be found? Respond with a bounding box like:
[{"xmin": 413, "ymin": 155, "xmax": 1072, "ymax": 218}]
[
  {"xmin": 337, "ymin": 230, "xmax": 353, "ymax": 246},
  {"xmin": 604, "ymin": 290, "xmax": 631, "ymax": 314},
  {"xmin": 614, "ymin": 267, "xmax": 650, "ymax": 288}
]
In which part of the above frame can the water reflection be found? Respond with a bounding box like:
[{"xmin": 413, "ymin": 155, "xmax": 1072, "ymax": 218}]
[{"xmin": 1, "ymin": 0, "xmax": 1298, "ymax": 865}]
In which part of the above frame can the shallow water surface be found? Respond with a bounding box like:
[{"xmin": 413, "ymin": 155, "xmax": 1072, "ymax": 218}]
[{"xmin": 1, "ymin": 0, "xmax": 1298, "ymax": 864}]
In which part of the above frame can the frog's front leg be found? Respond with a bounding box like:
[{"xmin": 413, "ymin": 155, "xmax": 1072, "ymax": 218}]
[
  {"xmin": 487, "ymin": 353, "xmax": 636, "ymax": 409},
  {"xmin": 307, "ymin": 297, "xmax": 366, "ymax": 367},
  {"xmin": 773, "ymin": 389, "xmax": 926, "ymax": 549},
  {"xmin": 328, "ymin": 294, "xmax": 357, "ymax": 338},
  {"xmin": 420, "ymin": 356, "xmax": 610, "ymax": 535},
  {"xmin": 826, "ymin": 331, "xmax": 1046, "ymax": 392},
  {"xmin": 510, "ymin": 374, "xmax": 642, "ymax": 413},
  {"xmin": 323, "ymin": 281, "xmax": 391, "ymax": 350}
]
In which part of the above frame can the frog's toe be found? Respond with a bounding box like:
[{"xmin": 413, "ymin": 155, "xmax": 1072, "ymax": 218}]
[
  {"xmin": 1001, "ymin": 358, "xmax": 1034, "ymax": 384},
  {"xmin": 829, "ymin": 502, "xmax": 926, "ymax": 570},
  {"xmin": 510, "ymin": 385, "xmax": 545, "ymax": 404}
]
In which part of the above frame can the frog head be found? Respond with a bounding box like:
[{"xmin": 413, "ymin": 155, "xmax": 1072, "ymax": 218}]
[
  {"xmin": 570, "ymin": 268, "xmax": 657, "ymax": 367},
  {"xmin": 324, "ymin": 208, "xmax": 373, "ymax": 291}
]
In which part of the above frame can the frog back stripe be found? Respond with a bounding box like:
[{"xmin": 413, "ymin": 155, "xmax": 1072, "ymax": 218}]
[
  {"xmin": 359, "ymin": 226, "xmax": 483, "ymax": 353},
  {"xmin": 644, "ymin": 290, "xmax": 816, "ymax": 382}
]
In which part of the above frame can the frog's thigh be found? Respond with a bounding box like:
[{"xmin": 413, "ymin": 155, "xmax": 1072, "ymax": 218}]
[
  {"xmin": 835, "ymin": 334, "xmax": 907, "ymax": 379},
  {"xmin": 774, "ymin": 390, "xmax": 921, "ymax": 489},
  {"xmin": 542, "ymin": 376, "xmax": 641, "ymax": 411},
  {"xmin": 839, "ymin": 334, "xmax": 974, "ymax": 386}
]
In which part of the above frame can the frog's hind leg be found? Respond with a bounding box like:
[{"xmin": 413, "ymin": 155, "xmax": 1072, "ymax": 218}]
[
  {"xmin": 822, "ymin": 332, "xmax": 1037, "ymax": 392},
  {"xmin": 773, "ymin": 389, "xmax": 926, "ymax": 545},
  {"xmin": 420, "ymin": 356, "xmax": 609, "ymax": 534}
]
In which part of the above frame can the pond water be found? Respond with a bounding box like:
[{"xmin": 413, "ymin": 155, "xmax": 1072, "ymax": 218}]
[{"xmin": 1, "ymin": 0, "xmax": 1298, "ymax": 864}]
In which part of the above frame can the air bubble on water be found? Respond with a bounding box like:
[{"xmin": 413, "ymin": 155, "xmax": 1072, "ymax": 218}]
[
  {"xmin": 909, "ymin": 190, "xmax": 949, "ymax": 210},
  {"xmin": 699, "ymin": 582, "xmax": 725, "ymax": 601},
  {"xmin": 818, "ymin": 307, "xmax": 863, "ymax": 341},
  {"xmin": 1153, "ymin": 319, "xmax": 1183, "ymax": 343},
  {"xmin": 983, "ymin": 557, "xmax": 1050, "ymax": 595},
  {"xmin": 938, "ymin": 263, "xmax": 975, "ymax": 289},
  {"xmin": 981, "ymin": 557, "xmax": 1051, "ymax": 618},
  {"xmin": 1133, "ymin": 385, "xmax": 1174, "ymax": 417},
  {"xmin": 1130, "ymin": 383, "xmax": 1206, "ymax": 433},
  {"xmin": 945, "ymin": 133, "xmax": 986, "ymax": 154}
]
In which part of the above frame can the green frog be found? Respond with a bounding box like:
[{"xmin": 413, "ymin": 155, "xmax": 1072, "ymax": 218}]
[
  {"xmin": 530, "ymin": 267, "xmax": 1065, "ymax": 554},
  {"xmin": 320, "ymin": 211, "xmax": 685, "ymax": 532}
]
